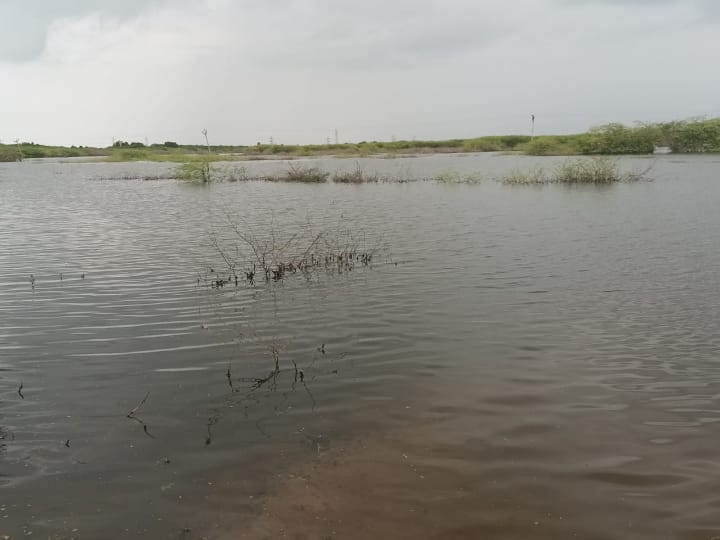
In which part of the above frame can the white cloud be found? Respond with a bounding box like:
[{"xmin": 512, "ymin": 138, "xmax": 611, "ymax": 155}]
[{"xmin": 0, "ymin": 0, "xmax": 718, "ymax": 146}]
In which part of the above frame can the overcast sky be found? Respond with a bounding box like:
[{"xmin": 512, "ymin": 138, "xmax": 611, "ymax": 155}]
[{"xmin": 1, "ymin": 0, "xmax": 719, "ymax": 146}]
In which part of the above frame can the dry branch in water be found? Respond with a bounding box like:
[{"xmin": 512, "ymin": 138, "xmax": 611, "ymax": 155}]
[
  {"xmin": 196, "ymin": 210, "xmax": 387, "ymax": 445},
  {"xmin": 202, "ymin": 209, "xmax": 387, "ymax": 290},
  {"xmin": 201, "ymin": 342, "xmax": 341, "ymax": 444},
  {"xmin": 126, "ymin": 391, "xmax": 154, "ymax": 438}
]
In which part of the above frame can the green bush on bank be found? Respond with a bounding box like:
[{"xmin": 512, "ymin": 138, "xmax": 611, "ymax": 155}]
[
  {"xmin": 576, "ymin": 124, "xmax": 656, "ymax": 154},
  {"xmin": 658, "ymin": 118, "xmax": 720, "ymax": 153}
]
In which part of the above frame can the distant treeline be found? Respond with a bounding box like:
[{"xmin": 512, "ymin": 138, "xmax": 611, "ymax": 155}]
[
  {"xmin": 2, "ymin": 118, "xmax": 719, "ymax": 162},
  {"xmin": 524, "ymin": 118, "xmax": 720, "ymax": 155},
  {"xmin": 0, "ymin": 142, "xmax": 108, "ymax": 162}
]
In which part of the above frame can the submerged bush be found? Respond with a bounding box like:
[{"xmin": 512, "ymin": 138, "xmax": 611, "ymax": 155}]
[
  {"xmin": 332, "ymin": 163, "xmax": 380, "ymax": 183},
  {"xmin": 176, "ymin": 160, "xmax": 212, "ymax": 182},
  {"xmin": 433, "ymin": 170, "xmax": 483, "ymax": 184},
  {"xmin": 500, "ymin": 166, "xmax": 549, "ymax": 184},
  {"xmin": 263, "ymin": 164, "xmax": 329, "ymax": 183},
  {"xmin": 554, "ymin": 157, "xmax": 622, "ymax": 183},
  {"xmin": 500, "ymin": 157, "xmax": 648, "ymax": 185}
]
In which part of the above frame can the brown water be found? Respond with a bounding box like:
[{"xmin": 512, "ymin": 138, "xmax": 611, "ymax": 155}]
[{"xmin": 1, "ymin": 154, "xmax": 720, "ymax": 539}]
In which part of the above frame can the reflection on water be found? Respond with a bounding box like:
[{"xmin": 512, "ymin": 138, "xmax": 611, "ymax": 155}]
[{"xmin": 1, "ymin": 154, "xmax": 720, "ymax": 539}]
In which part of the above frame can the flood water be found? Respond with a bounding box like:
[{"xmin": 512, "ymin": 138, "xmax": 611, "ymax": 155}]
[{"xmin": 1, "ymin": 153, "xmax": 720, "ymax": 539}]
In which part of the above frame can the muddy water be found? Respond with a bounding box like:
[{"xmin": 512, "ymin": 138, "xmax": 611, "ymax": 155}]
[{"xmin": 1, "ymin": 154, "xmax": 720, "ymax": 539}]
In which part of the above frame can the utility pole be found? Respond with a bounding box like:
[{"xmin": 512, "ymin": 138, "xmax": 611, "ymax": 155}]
[
  {"xmin": 531, "ymin": 114, "xmax": 536, "ymax": 140},
  {"xmin": 201, "ymin": 128, "xmax": 211, "ymax": 153},
  {"xmin": 334, "ymin": 128, "xmax": 338, "ymax": 145},
  {"xmin": 200, "ymin": 128, "xmax": 212, "ymax": 182}
]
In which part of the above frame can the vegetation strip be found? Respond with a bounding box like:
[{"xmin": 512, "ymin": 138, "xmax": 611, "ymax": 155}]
[{"xmin": 2, "ymin": 118, "xmax": 719, "ymax": 163}]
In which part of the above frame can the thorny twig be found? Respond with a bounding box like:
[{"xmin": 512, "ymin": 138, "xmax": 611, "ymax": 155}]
[
  {"xmin": 203, "ymin": 345, "xmax": 333, "ymax": 445},
  {"xmin": 302, "ymin": 380, "xmax": 316, "ymax": 412},
  {"xmin": 203, "ymin": 207, "xmax": 386, "ymax": 290},
  {"xmin": 226, "ymin": 363, "xmax": 233, "ymax": 392},
  {"xmin": 205, "ymin": 415, "xmax": 218, "ymax": 445},
  {"xmin": 127, "ymin": 391, "xmax": 154, "ymax": 438}
]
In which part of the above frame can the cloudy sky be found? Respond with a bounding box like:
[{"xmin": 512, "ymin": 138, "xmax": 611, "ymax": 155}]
[{"xmin": 1, "ymin": 0, "xmax": 718, "ymax": 146}]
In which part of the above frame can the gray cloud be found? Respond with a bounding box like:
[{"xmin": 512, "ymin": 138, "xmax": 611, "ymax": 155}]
[
  {"xmin": 560, "ymin": 0, "xmax": 720, "ymax": 18},
  {"xmin": 196, "ymin": 0, "xmax": 515, "ymax": 71},
  {"xmin": 0, "ymin": 0, "xmax": 718, "ymax": 146},
  {"xmin": 0, "ymin": 0, "xmax": 157, "ymax": 61}
]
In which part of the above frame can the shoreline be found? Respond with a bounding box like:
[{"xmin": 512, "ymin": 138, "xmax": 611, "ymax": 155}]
[{"xmin": 2, "ymin": 117, "xmax": 719, "ymax": 163}]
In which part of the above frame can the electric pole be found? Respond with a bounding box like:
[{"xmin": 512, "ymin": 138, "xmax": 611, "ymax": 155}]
[{"xmin": 531, "ymin": 114, "xmax": 536, "ymax": 140}]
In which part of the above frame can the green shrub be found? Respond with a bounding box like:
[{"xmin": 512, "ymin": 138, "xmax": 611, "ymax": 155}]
[
  {"xmin": 523, "ymin": 137, "xmax": 576, "ymax": 156},
  {"xmin": 433, "ymin": 170, "xmax": 483, "ymax": 184},
  {"xmin": 500, "ymin": 157, "xmax": 646, "ymax": 185},
  {"xmin": 0, "ymin": 146, "xmax": 21, "ymax": 161},
  {"xmin": 108, "ymin": 149, "xmax": 152, "ymax": 161},
  {"xmin": 263, "ymin": 165, "xmax": 329, "ymax": 183},
  {"xmin": 661, "ymin": 119, "xmax": 720, "ymax": 152},
  {"xmin": 554, "ymin": 157, "xmax": 621, "ymax": 183},
  {"xmin": 176, "ymin": 160, "xmax": 211, "ymax": 182},
  {"xmin": 500, "ymin": 166, "xmax": 549, "ymax": 184},
  {"xmin": 333, "ymin": 164, "xmax": 380, "ymax": 183},
  {"xmin": 576, "ymin": 123, "xmax": 656, "ymax": 154}
]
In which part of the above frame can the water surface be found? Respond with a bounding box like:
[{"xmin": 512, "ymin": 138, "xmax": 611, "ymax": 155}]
[{"xmin": 1, "ymin": 154, "xmax": 720, "ymax": 539}]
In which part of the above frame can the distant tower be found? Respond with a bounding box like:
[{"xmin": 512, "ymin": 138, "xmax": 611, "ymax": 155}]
[{"xmin": 334, "ymin": 128, "xmax": 338, "ymax": 145}]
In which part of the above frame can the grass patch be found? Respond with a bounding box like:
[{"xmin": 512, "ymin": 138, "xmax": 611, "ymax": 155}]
[
  {"xmin": 521, "ymin": 136, "xmax": 581, "ymax": 156},
  {"xmin": 176, "ymin": 161, "xmax": 212, "ymax": 182},
  {"xmin": 500, "ymin": 166, "xmax": 549, "ymax": 184},
  {"xmin": 555, "ymin": 157, "xmax": 624, "ymax": 183},
  {"xmin": 332, "ymin": 163, "xmax": 380, "ymax": 183},
  {"xmin": 500, "ymin": 157, "xmax": 649, "ymax": 185},
  {"xmin": 433, "ymin": 170, "xmax": 483, "ymax": 184},
  {"xmin": 262, "ymin": 164, "xmax": 329, "ymax": 183},
  {"xmin": 106, "ymin": 149, "xmax": 234, "ymax": 163}
]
